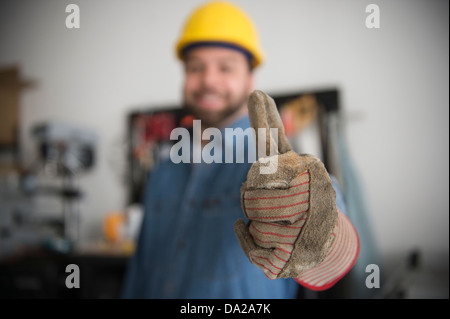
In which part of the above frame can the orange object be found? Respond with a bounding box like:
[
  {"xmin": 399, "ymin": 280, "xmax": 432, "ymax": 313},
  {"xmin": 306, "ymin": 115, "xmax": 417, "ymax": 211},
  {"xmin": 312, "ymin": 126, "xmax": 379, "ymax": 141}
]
[{"xmin": 103, "ymin": 212, "xmax": 125, "ymax": 243}]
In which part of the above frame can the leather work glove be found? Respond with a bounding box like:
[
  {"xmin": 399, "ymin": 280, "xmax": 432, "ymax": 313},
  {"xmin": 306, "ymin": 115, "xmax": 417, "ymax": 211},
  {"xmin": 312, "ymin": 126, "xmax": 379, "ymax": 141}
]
[{"xmin": 234, "ymin": 90, "xmax": 340, "ymax": 280}]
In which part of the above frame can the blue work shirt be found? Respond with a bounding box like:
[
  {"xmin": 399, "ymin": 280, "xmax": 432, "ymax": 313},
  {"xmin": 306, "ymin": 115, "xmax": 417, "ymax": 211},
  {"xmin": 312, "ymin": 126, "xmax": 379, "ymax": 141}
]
[{"xmin": 121, "ymin": 115, "xmax": 345, "ymax": 299}]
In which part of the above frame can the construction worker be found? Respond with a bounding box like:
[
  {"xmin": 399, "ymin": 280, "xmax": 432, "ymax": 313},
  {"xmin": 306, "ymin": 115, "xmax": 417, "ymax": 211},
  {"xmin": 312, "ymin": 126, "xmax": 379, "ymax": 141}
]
[{"xmin": 121, "ymin": 1, "xmax": 359, "ymax": 299}]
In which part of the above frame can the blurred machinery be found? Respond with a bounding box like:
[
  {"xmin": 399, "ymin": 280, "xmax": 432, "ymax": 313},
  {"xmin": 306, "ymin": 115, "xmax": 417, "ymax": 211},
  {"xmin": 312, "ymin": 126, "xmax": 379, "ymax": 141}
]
[
  {"xmin": 0, "ymin": 121, "xmax": 97, "ymax": 258},
  {"xmin": 31, "ymin": 122, "xmax": 96, "ymax": 177},
  {"xmin": 27, "ymin": 121, "xmax": 97, "ymax": 245}
]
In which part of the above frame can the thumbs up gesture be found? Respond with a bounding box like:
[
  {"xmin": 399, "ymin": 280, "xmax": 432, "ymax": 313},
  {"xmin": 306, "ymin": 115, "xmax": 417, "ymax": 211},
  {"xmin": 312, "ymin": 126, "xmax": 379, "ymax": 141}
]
[{"xmin": 234, "ymin": 90, "xmax": 358, "ymax": 284}]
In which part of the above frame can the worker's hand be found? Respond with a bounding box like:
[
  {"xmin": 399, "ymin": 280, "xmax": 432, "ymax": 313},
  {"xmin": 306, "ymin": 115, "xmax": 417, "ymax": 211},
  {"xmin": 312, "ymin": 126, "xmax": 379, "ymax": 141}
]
[{"xmin": 234, "ymin": 90, "xmax": 338, "ymax": 279}]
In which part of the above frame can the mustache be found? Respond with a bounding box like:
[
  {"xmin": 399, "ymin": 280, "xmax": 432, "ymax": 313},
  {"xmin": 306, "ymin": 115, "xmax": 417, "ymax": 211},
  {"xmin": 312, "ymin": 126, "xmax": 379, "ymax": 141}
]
[{"xmin": 192, "ymin": 89, "xmax": 226, "ymax": 98}]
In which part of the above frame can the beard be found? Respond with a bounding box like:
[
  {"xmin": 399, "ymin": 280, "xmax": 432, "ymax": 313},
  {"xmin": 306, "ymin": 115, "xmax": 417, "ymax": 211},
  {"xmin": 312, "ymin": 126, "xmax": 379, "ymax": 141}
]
[{"xmin": 184, "ymin": 89, "xmax": 249, "ymax": 128}]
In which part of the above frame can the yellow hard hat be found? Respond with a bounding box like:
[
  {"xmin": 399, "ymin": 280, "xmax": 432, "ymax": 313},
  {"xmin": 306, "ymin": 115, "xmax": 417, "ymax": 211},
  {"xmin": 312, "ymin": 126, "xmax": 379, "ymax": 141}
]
[{"xmin": 175, "ymin": 1, "xmax": 264, "ymax": 68}]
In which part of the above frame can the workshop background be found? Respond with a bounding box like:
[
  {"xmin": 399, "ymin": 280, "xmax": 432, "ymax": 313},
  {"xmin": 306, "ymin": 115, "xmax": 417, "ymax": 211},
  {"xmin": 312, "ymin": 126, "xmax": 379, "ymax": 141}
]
[{"xmin": 0, "ymin": 0, "xmax": 448, "ymax": 299}]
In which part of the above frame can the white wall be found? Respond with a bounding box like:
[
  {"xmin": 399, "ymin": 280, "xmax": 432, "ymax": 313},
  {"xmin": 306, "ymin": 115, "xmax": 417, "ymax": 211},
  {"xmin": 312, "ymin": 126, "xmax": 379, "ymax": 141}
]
[{"xmin": 1, "ymin": 0, "xmax": 448, "ymax": 273}]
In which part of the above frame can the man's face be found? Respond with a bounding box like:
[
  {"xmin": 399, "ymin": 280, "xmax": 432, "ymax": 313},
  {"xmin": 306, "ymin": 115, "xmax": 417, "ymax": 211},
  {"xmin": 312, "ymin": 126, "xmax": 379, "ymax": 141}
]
[{"xmin": 183, "ymin": 46, "xmax": 254, "ymax": 127}]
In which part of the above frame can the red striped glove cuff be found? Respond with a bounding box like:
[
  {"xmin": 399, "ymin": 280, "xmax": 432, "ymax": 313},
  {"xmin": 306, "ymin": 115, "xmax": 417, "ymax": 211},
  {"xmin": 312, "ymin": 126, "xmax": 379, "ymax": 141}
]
[{"xmin": 294, "ymin": 209, "xmax": 360, "ymax": 291}]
